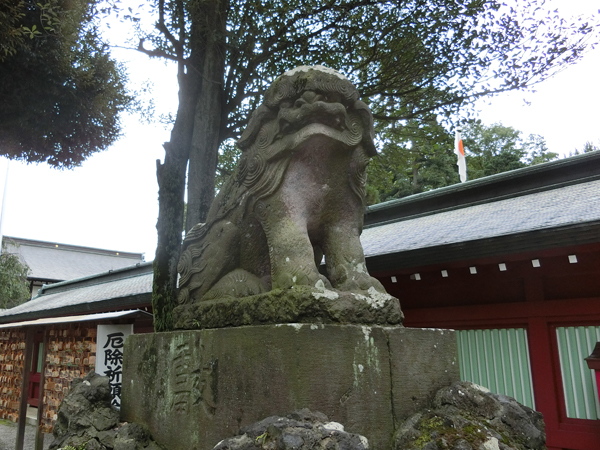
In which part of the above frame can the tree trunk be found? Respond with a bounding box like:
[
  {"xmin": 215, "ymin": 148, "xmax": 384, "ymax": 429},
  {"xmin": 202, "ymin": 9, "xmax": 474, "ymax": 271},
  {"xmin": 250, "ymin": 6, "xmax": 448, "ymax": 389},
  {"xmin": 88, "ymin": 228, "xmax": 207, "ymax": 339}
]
[
  {"xmin": 185, "ymin": 0, "xmax": 228, "ymax": 230},
  {"xmin": 412, "ymin": 162, "xmax": 419, "ymax": 193},
  {"xmin": 152, "ymin": 71, "xmax": 199, "ymax": 332},
  {"xmin": 152, "ymin": 0, "xmax": 229, "ymax": 331}
]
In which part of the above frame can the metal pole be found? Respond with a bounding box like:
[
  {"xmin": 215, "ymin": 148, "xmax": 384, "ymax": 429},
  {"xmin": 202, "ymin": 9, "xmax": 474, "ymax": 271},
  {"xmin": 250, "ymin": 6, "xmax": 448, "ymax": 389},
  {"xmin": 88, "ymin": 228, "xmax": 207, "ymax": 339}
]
[{"xmin": 0, "ymin": 160, "xmax": 10, "ymax": 252}]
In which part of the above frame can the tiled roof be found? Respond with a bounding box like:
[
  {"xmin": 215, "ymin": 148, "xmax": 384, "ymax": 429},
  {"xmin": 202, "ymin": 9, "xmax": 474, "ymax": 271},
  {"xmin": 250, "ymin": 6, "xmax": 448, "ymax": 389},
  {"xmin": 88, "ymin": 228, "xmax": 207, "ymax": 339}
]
[
  {"xmin": 361, "ymin": 178, "xmax": 600, "ymax": 258},
  {"xmin": 2, "ymin": 237, "xmax": 144, "ymax": 282},
  {"xmin": 0, "ymin": 263, "xmax": 153, "ymax": 323},
  {"xmin": 361, "ymin": 180, "xmax": 600, "ymax": 257}
]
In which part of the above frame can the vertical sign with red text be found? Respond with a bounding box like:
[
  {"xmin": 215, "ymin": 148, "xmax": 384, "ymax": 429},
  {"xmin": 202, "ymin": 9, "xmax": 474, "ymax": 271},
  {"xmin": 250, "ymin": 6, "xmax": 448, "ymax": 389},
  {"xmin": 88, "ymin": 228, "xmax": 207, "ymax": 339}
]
[{"xmin": 96, "ymin": 324, "xmax": 133, "ymax": 409}]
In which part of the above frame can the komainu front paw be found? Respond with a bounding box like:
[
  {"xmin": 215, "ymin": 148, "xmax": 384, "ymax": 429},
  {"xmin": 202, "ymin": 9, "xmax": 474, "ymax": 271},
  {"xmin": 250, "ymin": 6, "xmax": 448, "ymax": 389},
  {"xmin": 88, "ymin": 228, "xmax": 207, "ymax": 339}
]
[
  {"xmin": 330, "ymin": 262, "xmax": 386, "ymax": 293},
  {"xmin": 272, "ymin": 264, "xmax": 323, "ymax": 290}
]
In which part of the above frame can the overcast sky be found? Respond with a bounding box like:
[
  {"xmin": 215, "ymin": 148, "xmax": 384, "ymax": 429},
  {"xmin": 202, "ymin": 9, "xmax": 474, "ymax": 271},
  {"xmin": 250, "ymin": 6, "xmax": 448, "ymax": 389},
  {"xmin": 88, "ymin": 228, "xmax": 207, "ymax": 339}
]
[{"xmin": 1, "ymin": 0, "xmax": 598, "ymax": 261}]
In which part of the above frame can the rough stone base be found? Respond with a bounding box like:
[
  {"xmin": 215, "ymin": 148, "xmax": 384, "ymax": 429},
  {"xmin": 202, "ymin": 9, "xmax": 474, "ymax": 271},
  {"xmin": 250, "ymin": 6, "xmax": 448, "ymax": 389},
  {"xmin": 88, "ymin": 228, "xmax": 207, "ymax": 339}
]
[
  {"xmin": 49, "ymin": 372, "xmax": 165, "ymax": 450},
  {"xmin": 393, "ymin": 381, "xmax": 546, "ymax": 450},
  {"xmin": 173, "ymin": 285, "xmax": 403, "ymax": 329},
  {"xmin": 121, "ymin": 325, "xmax": 459, "ymax": 450},
  {"xmin": 214, "ymin": 409, "xmax": 369, "ymax": 450}
]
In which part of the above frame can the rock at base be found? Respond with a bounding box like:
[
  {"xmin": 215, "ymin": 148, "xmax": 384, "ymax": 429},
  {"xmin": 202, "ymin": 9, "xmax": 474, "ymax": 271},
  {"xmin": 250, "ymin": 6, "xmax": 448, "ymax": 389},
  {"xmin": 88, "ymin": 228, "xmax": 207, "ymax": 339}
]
[
  {"xmin": 49, "ymin": 372, "xmax": 165, "ymax": 450},
  {"xmin": 394, "ymin": 381, "xmax": 546, "ymax": 450},
  {"xmin": 213, "ymin": 409, "xmax": 369, "ymax": 450}
]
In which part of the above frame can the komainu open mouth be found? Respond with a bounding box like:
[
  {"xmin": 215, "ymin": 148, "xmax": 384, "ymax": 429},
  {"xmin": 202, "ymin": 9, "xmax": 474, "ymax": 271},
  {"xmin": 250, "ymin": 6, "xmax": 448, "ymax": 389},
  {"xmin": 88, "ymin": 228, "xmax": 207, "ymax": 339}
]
[{"xmin": 277, "ymin": 98, "xmax": 348, "ymax": 135}]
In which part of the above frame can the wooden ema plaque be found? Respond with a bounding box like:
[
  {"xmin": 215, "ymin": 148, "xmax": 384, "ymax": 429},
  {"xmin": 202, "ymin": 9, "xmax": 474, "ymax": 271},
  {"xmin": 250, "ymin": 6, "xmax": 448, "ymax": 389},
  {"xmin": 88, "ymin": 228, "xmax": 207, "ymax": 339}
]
[
  {"xmin": 0, "ymin": 325, "xmax": 98, "ymax": 433},
  {"xmin": 0, "ymin": 330, "xmax": 27, "ymax": 423},
  {"xmin": 41, "ymin": 325, "xmax": 97, "ymax": 433}
]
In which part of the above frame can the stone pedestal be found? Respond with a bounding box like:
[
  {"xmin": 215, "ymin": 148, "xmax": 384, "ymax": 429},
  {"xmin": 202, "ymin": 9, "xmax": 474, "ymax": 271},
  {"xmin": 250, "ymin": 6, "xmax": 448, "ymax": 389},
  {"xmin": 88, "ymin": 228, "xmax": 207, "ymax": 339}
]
[{"xmin": 121, "ymin": 325, "xmax": 459, "ymax": 450}]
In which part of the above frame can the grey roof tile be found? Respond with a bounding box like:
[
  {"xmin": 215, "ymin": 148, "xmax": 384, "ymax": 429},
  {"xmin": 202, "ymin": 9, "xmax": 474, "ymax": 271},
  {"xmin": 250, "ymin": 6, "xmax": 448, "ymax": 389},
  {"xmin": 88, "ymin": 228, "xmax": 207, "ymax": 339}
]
[
  {"xmin": 0, "ymin": 268, "xmax": 152, "ymax": 320},
  {"xmin": 361, "ymin": 179, "xmax": 600, "ymax": 257},
  {"xmin": 3, "ymin": 238, "xmax": 143, "ymax": 281}
]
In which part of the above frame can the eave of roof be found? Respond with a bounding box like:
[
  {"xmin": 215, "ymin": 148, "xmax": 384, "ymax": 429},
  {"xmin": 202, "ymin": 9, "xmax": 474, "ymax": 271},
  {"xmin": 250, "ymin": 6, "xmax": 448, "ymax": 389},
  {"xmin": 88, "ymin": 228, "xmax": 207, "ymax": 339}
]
[
  {"xmin": 1, "ymin": 154, "xmax": 598, "ymax": 324},
  {"xmin": 0, "ymin": 310, "xmax": 153, "ymax": 329},
  {"xmin": 365, "ymin": 220, "xmax": 600, "ymax": 273},
  {"xmin": 0, "ymin": 262, "xmax": 153, "ymax": 324}
]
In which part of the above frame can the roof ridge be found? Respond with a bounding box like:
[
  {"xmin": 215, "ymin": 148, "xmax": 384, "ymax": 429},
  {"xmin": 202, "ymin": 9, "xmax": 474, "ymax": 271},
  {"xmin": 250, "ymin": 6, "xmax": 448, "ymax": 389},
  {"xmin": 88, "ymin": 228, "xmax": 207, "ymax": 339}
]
[
  {"xmin": 2, "ymin": 236, "xmax": 144, "ymax": 259},
  {"xmin": 35, "ymin": 261, "xmax": 154, "ymax": 297}
]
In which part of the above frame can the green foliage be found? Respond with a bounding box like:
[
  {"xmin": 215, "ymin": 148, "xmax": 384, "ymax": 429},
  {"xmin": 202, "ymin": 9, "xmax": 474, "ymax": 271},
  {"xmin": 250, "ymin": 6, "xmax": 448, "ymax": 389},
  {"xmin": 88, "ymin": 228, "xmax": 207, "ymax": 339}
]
[
  {"xmin": 0, "ymin": 0, "xmax": 29, "ymax": 60},
  {"xmin": 133, "ymin": 0, "xmax": 598, "ymax": 204},
  {"xmin": 1, "ymin": 0, "xmax": 64, "ymax": 59},
  {"xmin": 0, "ymin": 243, "xmax": 30, "ymax": 309},
  {"xmin": 366, "ymin": 120, "xmax": 559, "ymax": 203},
  {"xmin": 462, "ymin": 121, "xmax": 558, "ymax": 180},
  {"xmin": 414, "ymin": 415, "xmax": 446, "ymax": 449},
  {"xmin": 0, "ymin": 0, "xmax": 132, "ymax": 168},
  {"xmin": 123, "ymin": 0, "xmax": 597, "ymax": 140},
  {"xmin": 403, "ymin": 413, "xmax": 492, "ymax": 450},
  {"xmin": 569, "ymin": 141, "xmax": 600, "ymax": 156},
  {"xmin": 216, "ymin": 140, "xmax": 242, "ymax": 191},
  {"xmin": 462, "ymin": 122, "xmax": 527, "ymax": 179},
  {"xmin": 255, "ymin": 432, "xmax": 268, "ymax": 444},
  {"xmin": 525, "ymin": 134, "xmax": 559, "ymax": 166},
  {"xmin": 367, "ymin": 118, "xmax": 457, "ymax": 203}
]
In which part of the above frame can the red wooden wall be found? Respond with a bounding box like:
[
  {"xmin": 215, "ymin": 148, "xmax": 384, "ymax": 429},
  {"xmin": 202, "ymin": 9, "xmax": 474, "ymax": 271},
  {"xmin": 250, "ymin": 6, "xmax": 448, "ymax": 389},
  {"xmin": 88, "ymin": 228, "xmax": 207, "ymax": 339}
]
[{"xmin": 372, "ymin": 242, "xmax": 600, "ymax": 450}]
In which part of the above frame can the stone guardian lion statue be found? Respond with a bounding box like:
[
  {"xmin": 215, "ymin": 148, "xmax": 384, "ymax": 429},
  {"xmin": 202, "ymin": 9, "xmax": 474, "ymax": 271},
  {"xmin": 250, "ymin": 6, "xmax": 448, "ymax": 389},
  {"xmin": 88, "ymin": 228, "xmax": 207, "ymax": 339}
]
[{"xmin": 175, "ymin": 66, "xmax": 402, "ymax": 327}]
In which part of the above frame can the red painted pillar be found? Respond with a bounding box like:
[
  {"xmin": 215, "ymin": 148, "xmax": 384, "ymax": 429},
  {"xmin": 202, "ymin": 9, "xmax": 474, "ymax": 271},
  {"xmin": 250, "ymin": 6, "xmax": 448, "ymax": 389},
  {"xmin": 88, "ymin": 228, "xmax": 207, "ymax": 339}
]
[{"xmin": 527, "ymin": 318, "xmax": 561, "ymax": 440}]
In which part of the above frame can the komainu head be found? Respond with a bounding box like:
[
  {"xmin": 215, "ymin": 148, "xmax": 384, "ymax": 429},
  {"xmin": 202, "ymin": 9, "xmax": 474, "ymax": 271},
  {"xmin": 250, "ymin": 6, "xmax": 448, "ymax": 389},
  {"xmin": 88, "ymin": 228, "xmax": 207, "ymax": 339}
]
[{"xmin": 238, "ymin": 65, "xmax": 377, "ymax": 159}]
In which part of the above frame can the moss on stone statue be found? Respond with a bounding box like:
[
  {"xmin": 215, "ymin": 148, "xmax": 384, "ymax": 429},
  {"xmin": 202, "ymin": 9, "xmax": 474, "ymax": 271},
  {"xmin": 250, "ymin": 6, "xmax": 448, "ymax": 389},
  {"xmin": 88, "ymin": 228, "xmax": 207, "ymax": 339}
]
[{"xmin": 173, "ymin": 285, "xmax": 403, "ymax": 329}]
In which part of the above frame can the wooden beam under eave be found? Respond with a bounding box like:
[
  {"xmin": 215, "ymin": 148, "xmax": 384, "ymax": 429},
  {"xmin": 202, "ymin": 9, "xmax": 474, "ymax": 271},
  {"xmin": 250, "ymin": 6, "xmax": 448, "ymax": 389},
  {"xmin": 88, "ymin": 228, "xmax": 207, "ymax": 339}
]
[
  {"xmin": 35, "ymin": 328, "xmax": 49, "ymax": 450},
  {"xmin": 16, "ymin": 328, "xmax": 34, "ymax": 450}
]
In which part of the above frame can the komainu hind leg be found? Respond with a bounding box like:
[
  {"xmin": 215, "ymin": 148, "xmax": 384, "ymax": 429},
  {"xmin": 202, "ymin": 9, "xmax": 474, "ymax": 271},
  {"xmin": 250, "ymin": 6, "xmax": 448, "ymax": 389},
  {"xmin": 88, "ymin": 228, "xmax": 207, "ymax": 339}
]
[{"xmin": 177, "ymin": 220, "xmax": 241, "ymax": 304}]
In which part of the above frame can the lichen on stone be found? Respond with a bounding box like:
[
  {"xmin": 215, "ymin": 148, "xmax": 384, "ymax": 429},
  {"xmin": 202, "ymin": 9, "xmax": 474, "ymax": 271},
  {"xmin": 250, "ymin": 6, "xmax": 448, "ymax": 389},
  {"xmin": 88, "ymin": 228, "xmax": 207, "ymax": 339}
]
[{"xmin": 393, "ymin": 381, "xmax": 546, "ymax": 450}]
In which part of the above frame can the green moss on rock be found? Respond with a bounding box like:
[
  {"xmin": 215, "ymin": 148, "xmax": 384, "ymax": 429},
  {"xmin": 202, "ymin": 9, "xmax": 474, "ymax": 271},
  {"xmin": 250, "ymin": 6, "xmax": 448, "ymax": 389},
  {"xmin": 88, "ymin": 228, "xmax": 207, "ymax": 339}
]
[{"xmin": 394, "ymin": 381, "xmax": 546, "ymax": 450}]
